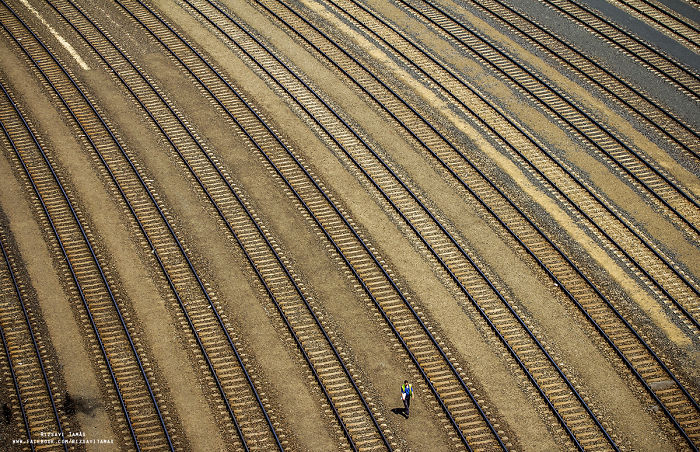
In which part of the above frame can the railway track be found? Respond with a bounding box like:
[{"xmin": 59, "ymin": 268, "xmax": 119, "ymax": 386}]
[
  {"xmin": 111, "ymin": 0, "xmax": 519, "ymax": 448},
  {"xmin": 309, "ymin": 0, "xmax": 700, "ymax": 334},
  {"xmin": 46, "ymin": 0, "xmax": 396, "ymax": 448},
  {"xmin": 298, "ymin": 0, "xmax": 700, "ymax": 347},
  {"xmin": 604, "ymin": 0, "xmax": 700, "ymax": 55},
  {"xmin": 433, "ymin": 0, "xmax": 700, "ymax": 163},
  {"xmin": 178, "ymin": 0, "xmax": 643, "ymax": 449},
  {"xmin": 1, "ymin": 0, "xmax": 696, "ymax": 449},
  {"xmin": 0, "ymin": 2, "xmax": 284, "ymax": 449},
  {"xmin": 0, "ymin": 314, "xmax": 22, "ymax": 450},
  {"xmin": 0, "ymin": 77, "xmax": 175, "ymax": 450},
  {"xmin": 400, "ymin": 0, "xmax": 700, "ymax": 235},
  {"xmin": 538, "ymin": 0, "xmax": 700, "ymax": 102},
  {"xmin": 0, "ymin": 220, "xmax": 68, "ymax": 451},
  {"xmin": 390, "ymin": 0, "xmax": 700, "ymax": 306},
  {"xmin": 235, "ymin": 0, "xmax": 700, "ymax": 447}
]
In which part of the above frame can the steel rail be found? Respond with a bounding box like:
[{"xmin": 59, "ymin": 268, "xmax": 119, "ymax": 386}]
[
  {"xmin": 47, "ymin": 1, "xmax": 333, "ymax": 447},
  {"xmin": 189, "ymin": 0, "xmax": 621, "ymax": 448},
  {"xmin": 118, "ymin": 0, "xmax": 496, "ymax": 448},
  {"xmin": 8, "ymin": 1, "xmax": 279, "ymax": 448},
  {"xmin": 268, "ymin": 0, "xmax": 700, "ymax": 445},
  {"xmin": 462, "ymin": 0, "xmax": 699, "ymax": 161},
  {"xmin": 257, "ymin": 0, "xmax": 695, "ymax": 347},
  {"xmin": 0, "ymin": 8, "xmax": 185, "ymax": 447},
  {"xmin": 336, "ymin": 0, "xmax": 698, "ymax": 402},
  {"xmin": 327, "ymin": 0, "xmax": 700, "ymax": 329},
  {"xmin": 181, "ymin": 0, "xmax": 508, "ymax": 447},
  {"xmin": 542, "ymin": 0, "xmax": 700, "ymax": 100},
  {"xmin": 279, "ymin": 0, "xmax": 700, "ymax": 413},
  {"xmin": 1, "ymin": 9, "xmax": 251, "ymax": 447},
  {"xmin": 611, "ymin": 0, "xmax": 700, "ymax": 50},
  {"xmin": 412, "ymin": 0, "xmax": 700, "ymax": 214},
  {"xmin": 327, "ymin": 0, "xmax": 700, "ymax": 391},
  {"xmin": 635, "ymin": 0, "xmax": 700, "ymax": 33},
  {"xmin": 401, "ymin": 0, "xmax": 700, "ymax": 313},
  {"xmin": 0, "ymin": 227, "xmax": 67, "ymax": 452},
  {"xmin": 633, "ymin": 0, "xmax": 700, "ymax": 32},
  {"xmin": 0, "ymin": 275, "xmax": 32, "ymax": 452},
  {"xmin": 0, "ymin": 79, "xmax": 143, "ymax": 451},
  {"xmin": 405, "ymin": 0, "xmax": 700, "ymax": 237},
  {"xmin": 51, "ymin": 0, "xmax": 389, "ymax": 447},
  {"xmin": 71, "ymin": 6, "xmax": 285, "ymax": 450}
]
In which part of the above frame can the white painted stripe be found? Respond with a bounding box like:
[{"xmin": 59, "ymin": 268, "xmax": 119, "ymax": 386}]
[{"xmin": 19, "ymin": 0, "xmax": 90, "ymax": 70}]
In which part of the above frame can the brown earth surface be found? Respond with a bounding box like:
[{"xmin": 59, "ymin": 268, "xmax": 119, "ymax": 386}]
[{"xmin": 0, "ymin": 0, "xmax": 698, "ymax": 451}]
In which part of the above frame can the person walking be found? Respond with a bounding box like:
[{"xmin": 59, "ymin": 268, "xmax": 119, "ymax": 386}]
[{"xmin": 401, "ymin": 380, "xmax": 413, "ymax": 418}]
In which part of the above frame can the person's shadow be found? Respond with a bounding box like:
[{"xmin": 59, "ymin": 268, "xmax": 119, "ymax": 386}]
[{"xmin": 391, "ymin": 407, "xmax": 408, "ymax": 418}]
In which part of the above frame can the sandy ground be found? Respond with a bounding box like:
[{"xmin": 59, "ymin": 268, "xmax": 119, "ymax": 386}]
[{"xmin": 0, "ymin": 0, "xmax": 697, "ymax": 450}]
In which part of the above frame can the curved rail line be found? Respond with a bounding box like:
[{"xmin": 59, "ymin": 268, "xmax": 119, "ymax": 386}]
[
  {"xmin": 321, "ymin": 0, "xmax": 700, "ymax": 333},
  {"xmin": 48, "ymin": 0, "xmax": 394, "ymax": 448},
  {"xmin": 396, "ymin": 0, "xmax": 700, "ymax": 304},
  {"xmin": 400, "ymin": 0, "xmax": 700, "ymax": 237},
  {"xmin": 121, "ymin": 0, "xmax": 700, "ymax": 446},
  {"xmin": 0, "ymin": 225, "xmax": 68, "ymax": 452},
  {"xmin": 606, "ymin": 0, "xmax": 700, "ymax": 53},
  {"xmin": 0, "ymin": 78, "xmax": 173, "ymax": 451},
  {"xmin": 0, "ymin": 301, "xmax": 28, "ymax": 451},
  {"xmin": 115, "ymin": 0, "xmax": 513, "ymax": 448},
  {"xmin": 3, "ymin": 0, "xmax": 696, "ymax": 449},
  {"xmin": 538, "ymin": 0, "xmax": 700, "ymax": 101},
  {"xmin": 244, "ymin": 0, "xmax": 700, "ymax": 447},
  {"xmin": 197, "ymin": 0, "xmax": 700, "ymax": 444},
  {"xmin": 433, "ymin": 0, "xmax": 700, "ymax": 162},
  {"xmin": 0, "ymin": 3, "xmax": 283, "ymax": 449},
  {"xmin": 182, "ymin": 0, "xmax": 631, "ymax": 449},
  {"xmin": 0, "ymin": 221, "xmax": 70, "ymax": 452},
  {"xmin": 2, "ymin": 5, "xmax": 282, "ymax": 450},
  {"xmin": 276, "ymin": 0, "xmax": 697, "ymax": 444}
]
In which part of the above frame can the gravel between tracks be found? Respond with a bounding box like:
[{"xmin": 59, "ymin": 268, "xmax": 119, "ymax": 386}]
[{"xmin": 0, "ymin": 0, "xmax": 697, "ymax": 450}]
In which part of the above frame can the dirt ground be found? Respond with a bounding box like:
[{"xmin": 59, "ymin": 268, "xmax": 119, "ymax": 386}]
[{"xmin": 0, "ymin": 0, "xmax": 698, "ymax": 450}]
